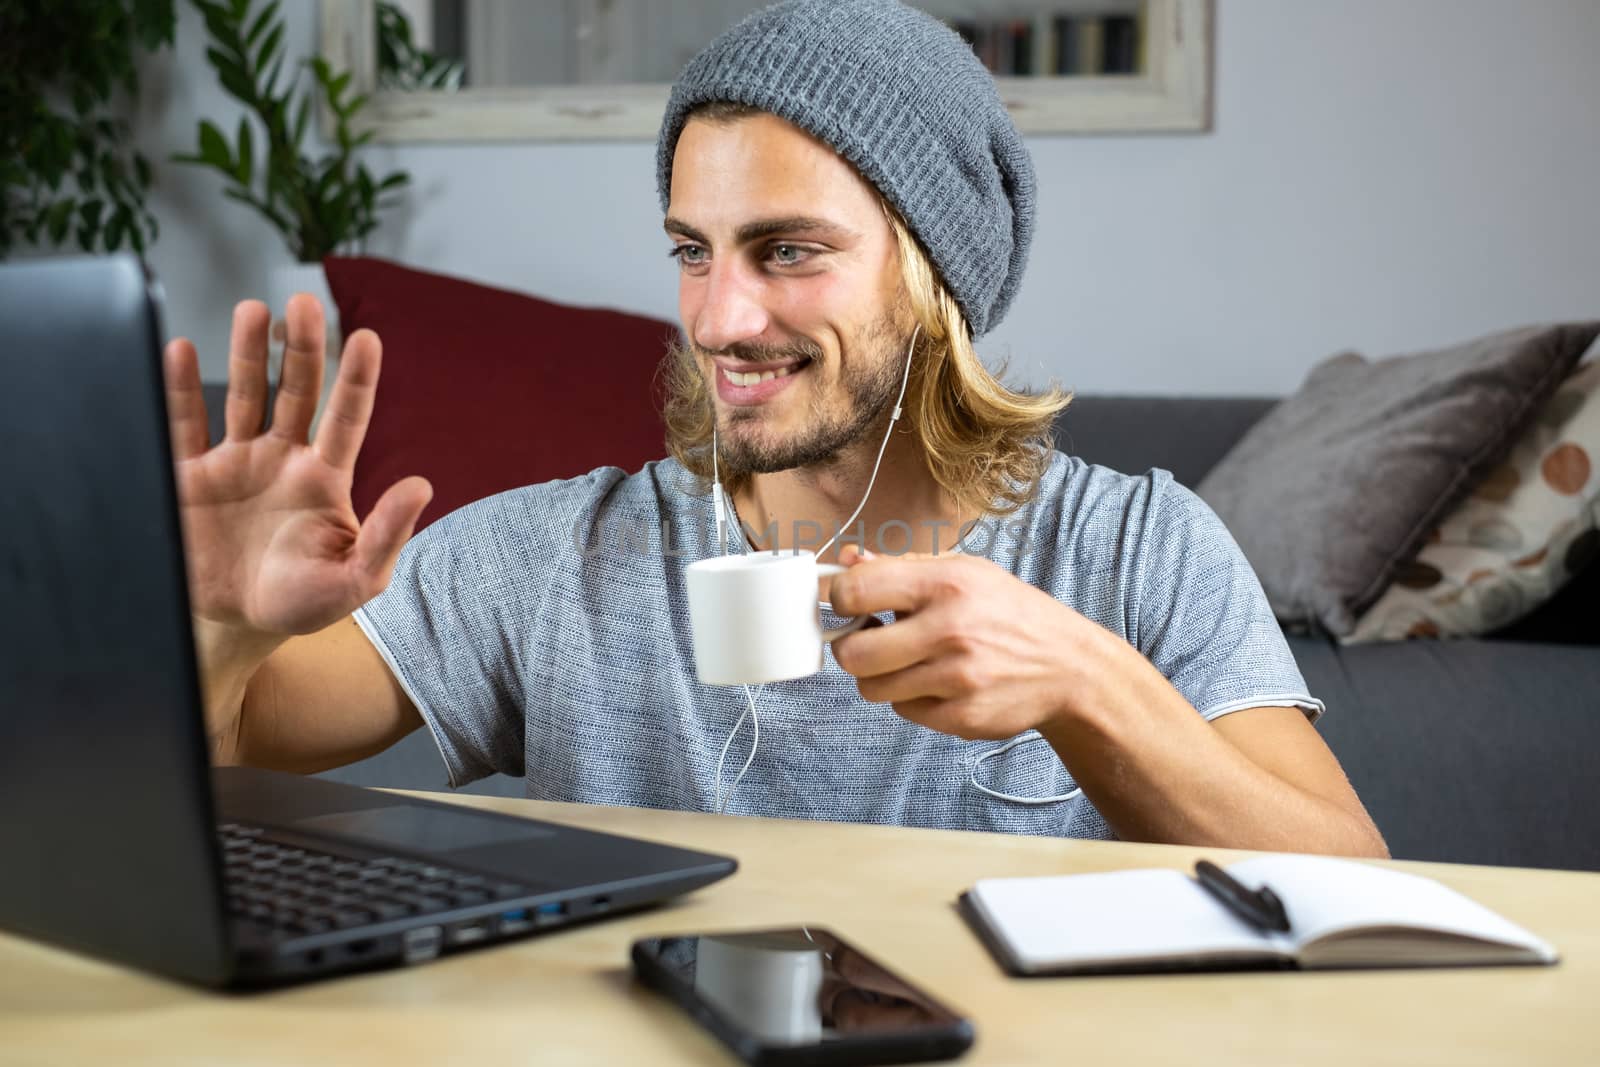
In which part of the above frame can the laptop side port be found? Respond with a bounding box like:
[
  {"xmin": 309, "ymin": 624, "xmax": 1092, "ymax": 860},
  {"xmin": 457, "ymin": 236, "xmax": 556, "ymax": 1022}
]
[
  {"xmin": 498, "ymin": 908, "xmax": 535, "ymax": 936},
  {"xmin": 402, "ymin": 925, "xmax": 443, "ymax": 964},
  {"xmin": 448, "ymin": 918, "xmax": 492, "ymax": 946},
  {"xmin": 533, "ymin": 901, "xmax": 567, "ymax": 927}
]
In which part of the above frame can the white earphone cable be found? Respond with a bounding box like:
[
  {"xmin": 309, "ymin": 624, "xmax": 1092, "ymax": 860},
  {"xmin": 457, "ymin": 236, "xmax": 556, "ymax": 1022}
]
[
  {"xmin": 815, "ymin": 324, "xmax": 918, "ymax": 559},
  {"xmin": 706, "ymin": 325, "xmax": 919, "ymax": 815}
]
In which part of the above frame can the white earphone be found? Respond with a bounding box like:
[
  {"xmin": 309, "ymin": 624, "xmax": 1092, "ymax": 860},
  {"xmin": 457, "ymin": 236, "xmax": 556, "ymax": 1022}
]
[
  {"xmin": 708, "ymin": 325, "xmax": 918, "ymax": 814},
  {"xmin": 703, "ymin": 324, "xmax": 1082, "ymax": 814}
]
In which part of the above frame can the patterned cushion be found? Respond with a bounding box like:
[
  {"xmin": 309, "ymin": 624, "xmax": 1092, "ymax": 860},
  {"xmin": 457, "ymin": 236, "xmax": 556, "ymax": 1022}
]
[{"xmin": 1347, "ymin": 358, "xmax": 1600, "ymax": 642}]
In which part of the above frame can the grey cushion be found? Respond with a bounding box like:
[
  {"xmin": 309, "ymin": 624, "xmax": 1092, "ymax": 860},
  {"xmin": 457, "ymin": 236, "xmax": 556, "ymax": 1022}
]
[
  {"xmin": 1293, "ymin": 634, "xmax": 1600, "ymax": 871},
  {"xmin": 1196, "ymin": 323, "xmax": 1600, "ymax": 636}
]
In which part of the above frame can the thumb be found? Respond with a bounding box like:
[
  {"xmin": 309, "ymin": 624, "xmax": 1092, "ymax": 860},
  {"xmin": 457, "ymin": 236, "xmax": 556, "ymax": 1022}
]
[{"xmin": 352, "ymin": 476, "xmax": 433, "ymax": 589}]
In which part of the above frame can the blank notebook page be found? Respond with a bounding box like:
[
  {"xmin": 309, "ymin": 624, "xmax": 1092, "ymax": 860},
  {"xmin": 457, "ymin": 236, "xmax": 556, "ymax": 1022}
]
[
  {"xmin": 969, "ymin": 868, "xmax": 1287, "ymax": 970},
  {"xmin": 1223, "ymin": 855, "xmax": 1555, "ymax": 951}
]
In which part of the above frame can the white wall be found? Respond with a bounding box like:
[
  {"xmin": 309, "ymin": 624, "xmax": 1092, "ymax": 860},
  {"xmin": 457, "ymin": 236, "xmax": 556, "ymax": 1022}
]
[{"xmin": 137, "ymin": 0, "xmax": 1600, "ymax": 395}]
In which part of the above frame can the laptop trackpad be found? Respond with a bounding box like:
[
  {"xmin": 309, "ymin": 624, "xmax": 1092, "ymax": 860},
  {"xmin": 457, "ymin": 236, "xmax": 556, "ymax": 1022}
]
[{"xmin": 294, "ymin": 806, "xmax": 554, "ymax": 854}]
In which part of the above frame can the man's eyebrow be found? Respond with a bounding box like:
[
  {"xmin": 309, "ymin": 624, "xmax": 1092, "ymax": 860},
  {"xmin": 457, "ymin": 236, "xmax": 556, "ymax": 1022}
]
[
  {"xmin": 663, "ymin": 217, "xmax": 709, "ymax": 244},
  {"xmin": 662, "ymin": 215, "xmax": 860, "ymax": 245}
]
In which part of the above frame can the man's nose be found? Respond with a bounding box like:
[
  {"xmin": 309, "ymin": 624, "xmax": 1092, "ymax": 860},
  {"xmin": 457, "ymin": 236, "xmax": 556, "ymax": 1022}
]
[{"xmin": 692, "ymin": 261, "xmax": 770, "ymax": 353}]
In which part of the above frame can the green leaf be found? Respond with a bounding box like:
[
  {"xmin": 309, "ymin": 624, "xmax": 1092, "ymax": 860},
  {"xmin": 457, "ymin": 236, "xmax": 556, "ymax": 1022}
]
[
  {"xmin": 47, "ymin": 199, "xmax": 76, "ymax": 244},
  {"xmin": 198, "ymin": 120, "xmax": 233, "ymax": 172},
  {"xmin": 219, "ymin": 65, "xmax": 256, "ymax": 104},
  {"xmin": 377, "ymin": 172, "xmax": 409, "ymax": 191},
  {"xmin": 263, "ymin": 54, "xmax": 286, "ymax": 98},
  {"xmin": 236, "ymin": 117, "xmax": 254, "ymax": 184},
  {"xmin": 97, "ymin": 150, "xmax": 125, "ymax": 195},
  {"xmin": 244, "ymin": 1, "xmax": 276, "ymax": 47},
  {"xmin": 133, "ymin": 0, "xmax": 178, "ymax": 49},
  {"xmin": 78, "ymin": 200, "xmax": 106, "ymax": 231},
  {"xmin": 206, "ymin": 46, "xmax": 237, "ymax": 74},
  {"xmin": 198, "ymin": 6, "xmax": 239, "ymax": 52},
  {"xmin": 105, "ymin": 215, "xmax": 126, "ymax": 252},
  {"xmin": 291, "ymin": 96, "xmax": 311, "ymax": 148},
  {"xmin": 134, "ymin": 154, "xmax": 153, "ymax": 190},
  {"xmin": 256, "ymin": 23, "xmax": 284, "ymax": 75}
]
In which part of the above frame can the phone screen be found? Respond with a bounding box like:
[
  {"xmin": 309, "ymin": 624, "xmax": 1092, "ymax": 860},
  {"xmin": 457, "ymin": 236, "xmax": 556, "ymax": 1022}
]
[{"xmin": 631, "ymin": 927, "xmax": 974, "ymax": 1065}]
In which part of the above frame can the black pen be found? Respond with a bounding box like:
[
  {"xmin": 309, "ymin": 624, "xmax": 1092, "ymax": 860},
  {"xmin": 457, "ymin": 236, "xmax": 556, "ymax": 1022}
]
[{"xmin": 1194, "ymin": 860, "xmax": 1292, "ymax": 933}]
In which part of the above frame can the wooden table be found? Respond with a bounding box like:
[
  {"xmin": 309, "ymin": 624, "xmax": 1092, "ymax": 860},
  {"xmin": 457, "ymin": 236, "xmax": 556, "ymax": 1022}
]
[{"xmin": 2, "ymin": 793, "xmax": 1596, "ymax": 1066}]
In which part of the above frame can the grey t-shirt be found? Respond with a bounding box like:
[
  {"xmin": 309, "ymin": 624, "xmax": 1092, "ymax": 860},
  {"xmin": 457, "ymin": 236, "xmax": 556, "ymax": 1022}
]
[{"xmin": 354, "ymin": 451, "xmax": 1322, "ymax": 839}]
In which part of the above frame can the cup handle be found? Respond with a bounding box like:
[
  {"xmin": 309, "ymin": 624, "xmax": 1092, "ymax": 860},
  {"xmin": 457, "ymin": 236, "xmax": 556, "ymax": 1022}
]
[{"xmin": 816, "ymin": 562, "xmax": 874, "ymax": 644}]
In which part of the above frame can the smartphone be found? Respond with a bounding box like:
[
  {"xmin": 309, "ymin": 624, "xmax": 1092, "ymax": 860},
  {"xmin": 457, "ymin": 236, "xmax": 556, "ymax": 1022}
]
[{"xmin": 631, "ymin": 926, "xmax": 974, "ymax": 1066}]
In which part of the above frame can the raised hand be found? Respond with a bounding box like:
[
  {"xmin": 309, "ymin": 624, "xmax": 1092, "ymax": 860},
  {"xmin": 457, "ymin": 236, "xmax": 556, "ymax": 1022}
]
[{"xmin": 163, "ymin": 295, "xmax": 432, "ymax": 637}]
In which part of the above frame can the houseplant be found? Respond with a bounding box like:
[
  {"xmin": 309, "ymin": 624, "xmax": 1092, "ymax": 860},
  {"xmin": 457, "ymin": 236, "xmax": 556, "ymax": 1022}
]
[
  {"xmin": 177, "ymin": 0, "xmax": 411, "ymax": 263},
  {"xmin": 175, "ymin": 0, "xmax": 411, "ymax": 343},
  {"xmin": 0, "ymin": 0, "xmax": 176, "ymax": 257},
  {"xmin": 377, "ymin": 1, "xmax": 463, "ymax": 92}
]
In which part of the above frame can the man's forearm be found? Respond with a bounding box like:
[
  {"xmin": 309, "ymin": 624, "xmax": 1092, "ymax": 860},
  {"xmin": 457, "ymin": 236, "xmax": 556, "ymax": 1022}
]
[
  {"xmin": 1039, "ymin": 622, "xmax": 1388, "ymax": 857},
  {"xmin": 191, "ymin": 616, "xmax": 286, "ymax": 765}
]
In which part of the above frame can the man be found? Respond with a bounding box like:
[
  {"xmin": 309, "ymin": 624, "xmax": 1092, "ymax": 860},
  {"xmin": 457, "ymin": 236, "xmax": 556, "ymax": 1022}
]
[{"xmin": 165, "ymin": 0, "xmax": 1385, "ymax": 855}]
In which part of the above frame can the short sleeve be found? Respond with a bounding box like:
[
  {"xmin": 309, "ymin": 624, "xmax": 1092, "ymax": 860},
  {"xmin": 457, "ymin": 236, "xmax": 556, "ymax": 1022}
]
[
  {"xmin": 354, "ymin": 471, "xmax": 622, "ymax": 786},
  {"xmin": 1132, "ymin": 474, "xmax": 1325, "ymax": 724}
]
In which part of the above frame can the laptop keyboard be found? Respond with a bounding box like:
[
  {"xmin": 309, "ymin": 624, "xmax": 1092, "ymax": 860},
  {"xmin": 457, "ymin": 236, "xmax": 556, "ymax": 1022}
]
[{"xmin": 219, "ymin": 823, "xmax": 530, "ymax": 938}]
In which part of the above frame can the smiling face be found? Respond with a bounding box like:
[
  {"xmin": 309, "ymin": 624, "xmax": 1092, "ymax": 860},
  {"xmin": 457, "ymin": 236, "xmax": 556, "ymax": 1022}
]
[{"xmin": 665, "ymin": 111, "xmax": 912, "ymax": 476}]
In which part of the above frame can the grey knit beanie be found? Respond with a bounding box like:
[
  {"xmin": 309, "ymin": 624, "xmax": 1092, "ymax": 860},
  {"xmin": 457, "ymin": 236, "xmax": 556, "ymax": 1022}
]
[{"xmin": 655, "ymin": 0, "xmax": 1035, "ymax": 338}]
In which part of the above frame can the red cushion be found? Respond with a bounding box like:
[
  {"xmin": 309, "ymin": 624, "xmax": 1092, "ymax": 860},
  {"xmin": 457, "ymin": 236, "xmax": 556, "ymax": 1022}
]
[{"xmin": 324, "ymin": 257, "xmax": 676, "ymax": 531}]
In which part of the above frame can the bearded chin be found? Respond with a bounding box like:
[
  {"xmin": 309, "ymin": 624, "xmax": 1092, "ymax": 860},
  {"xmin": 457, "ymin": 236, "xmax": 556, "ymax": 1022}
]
[{"xmin": 711, "ymin": 319, "xmax": 908, "ymax": 477}]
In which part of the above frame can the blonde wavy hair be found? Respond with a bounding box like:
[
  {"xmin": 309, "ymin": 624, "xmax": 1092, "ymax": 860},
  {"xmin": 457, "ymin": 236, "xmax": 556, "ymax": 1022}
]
[{"xmin": 661, "ymin": 104, "xmax": 1071, "ymax": 520}]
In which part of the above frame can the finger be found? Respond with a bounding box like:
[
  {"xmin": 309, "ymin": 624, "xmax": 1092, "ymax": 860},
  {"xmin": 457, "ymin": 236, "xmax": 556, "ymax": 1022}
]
[
  {"xmin": 314, "ymin": 327, "xmax": 382, "ymax": 470},
  {"xmin": 837, "ymin": 544, "xmax": 875, "ymax": 565},
  {"xmin": 162, "ymin": 337, "xmax": 210, "ymax": 459},
  {"xmin": 223, "ymin": 300, "xmax": 272, "ymax": 440},
  {"xmin": 828, "ymin": 556, "xmax": 949, "ymax": 617},
  {"xmin": 830, "ymin": 614, "xmax": 928, "ymax": 678},
  {"xmin": 351, "ymin": 476, "xmax": 433, "ymax": 591},
  {"xmin": 269, "ymin": 293, "xmax": 328, "ymax": 444},
  {"xmin": 854, "ymin": 660, "xmax": 956, "ymax": 706},
  {"xmin": 886, "ymin": 696, "xmax": 949, "ymax": 732}
]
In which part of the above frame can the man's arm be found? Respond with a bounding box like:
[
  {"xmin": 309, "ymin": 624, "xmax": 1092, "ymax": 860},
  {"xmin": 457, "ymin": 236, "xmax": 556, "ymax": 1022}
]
[
  {"xmin": 1033, "ymin": 621, "xmax": 1385, "ymax": 855},
  {"xmin": 166, "ymin": 295, "xmax": 432, "ymax": 776},
  {"xmin": 828, "ymin": 550, "xmax": 1388, "ymax": 857},
  {"xmin": 202, "ymin": 614, "xmax": 422, "ymax": 774}
]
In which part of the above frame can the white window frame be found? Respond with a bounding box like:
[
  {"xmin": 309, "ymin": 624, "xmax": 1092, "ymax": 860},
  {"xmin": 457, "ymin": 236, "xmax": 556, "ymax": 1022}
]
[{"xmin": 320, "ymin": 0, "xmax": 1212, "ymax": 142}]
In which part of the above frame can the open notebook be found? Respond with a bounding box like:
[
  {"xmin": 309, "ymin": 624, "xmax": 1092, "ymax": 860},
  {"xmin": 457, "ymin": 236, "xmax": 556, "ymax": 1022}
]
[{"xmin": 961, "ymin": 854, "xmax": 1559, "ymax": 976}]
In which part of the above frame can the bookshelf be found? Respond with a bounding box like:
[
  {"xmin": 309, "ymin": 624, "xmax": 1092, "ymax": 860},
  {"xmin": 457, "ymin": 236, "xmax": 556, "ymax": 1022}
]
[{"xmin": 916, "ymin": 1, "xmax": 1147, "ymax": 78}]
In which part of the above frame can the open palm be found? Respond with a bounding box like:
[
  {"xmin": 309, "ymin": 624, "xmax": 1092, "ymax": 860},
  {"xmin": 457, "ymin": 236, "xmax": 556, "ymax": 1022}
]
[{"xmin": 163, "ymin": 296, "xmax": 431, "ymax": 636}]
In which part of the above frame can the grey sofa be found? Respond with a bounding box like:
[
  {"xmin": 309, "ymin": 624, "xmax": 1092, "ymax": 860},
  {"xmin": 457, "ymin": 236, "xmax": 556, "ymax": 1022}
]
[
  {"xmin": 1058, "ymin": 396, "xmax": 1600, "ymax": 873},
  {"xmin": 202, "ymin": 388, "xmax": 1600, "ymax": 871}
]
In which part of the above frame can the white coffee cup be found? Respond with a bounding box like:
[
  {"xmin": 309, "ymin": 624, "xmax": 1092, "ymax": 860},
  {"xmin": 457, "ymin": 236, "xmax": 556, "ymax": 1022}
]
[{"xmin": 685, "ymin": 550, "xmax": 872, "ymax": 686}]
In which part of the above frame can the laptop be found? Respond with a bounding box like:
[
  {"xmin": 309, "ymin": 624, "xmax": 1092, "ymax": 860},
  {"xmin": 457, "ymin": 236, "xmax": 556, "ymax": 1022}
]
[{"xmin": 0, "ymin": 255, "xmax": 736, "ymax": 988}]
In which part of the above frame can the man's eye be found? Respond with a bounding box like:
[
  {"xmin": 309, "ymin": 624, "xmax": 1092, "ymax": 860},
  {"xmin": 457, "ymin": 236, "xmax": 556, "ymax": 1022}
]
[
  {"xmin": 771, "ymin": 244, "xmax": 804, "ymax": 265},
  {"xmin": 670, "ymin": 245, "xmax": 707, "ymax": 265}
]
